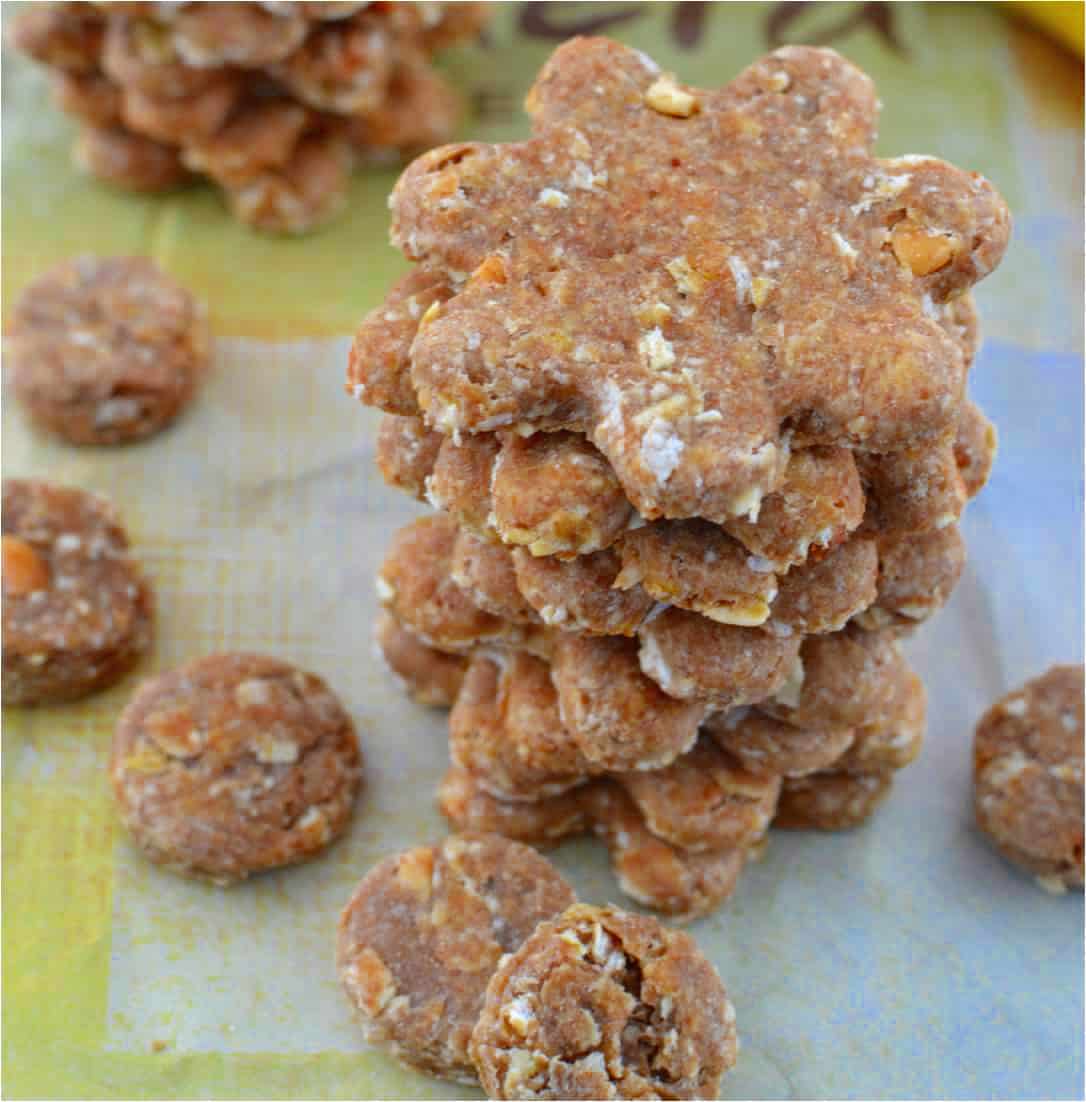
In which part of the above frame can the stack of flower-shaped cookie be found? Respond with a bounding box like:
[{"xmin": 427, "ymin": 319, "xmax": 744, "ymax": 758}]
[
  {"xmin": 9, "ymin": 1, "xmax": 488, "ymax": 233},
  {"xmin": 349, "ymin": 38, "xmax": 1010, "ymax": 918}
]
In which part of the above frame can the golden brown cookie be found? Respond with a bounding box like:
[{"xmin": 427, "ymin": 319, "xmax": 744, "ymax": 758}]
[
  {"xmin": 101, "ymin": 13, "xmax": 220, "ymax": 98},
  {"xmin": 374, "ymin": 611, "xmax": 466, "ymax": 708},
  {"xmin": 451, "ymin": 531, "xmax": 542, "ymax": 626},
  {"xmin": 706, "ymin": 706, "xmax": 855, "ymax": 778},
  {"xmin": 470, "ymin": 902, "xmax": 738, "ymax": 1099},
  {"xmin": 774, "ymin": 770, "xmax": 893, "ymax": 830},
  {"xmin": 866, "ymin": 525, "xmax": 966, "ymax": 630},
  {"xmin": 637, "ymin": 607, "xmax": 801, "ymax": 708},
  {"xmin": 954, "ymin": 399, "xmax": 997, "ymax": 499},
  {"xmin": 74, "ymin": 123, "xmax": 191, "ymax": 193},
  {"xmin": 181, "ymin": 98, "xmax": 311, "ymax": 188},
  {"xmin": 348, "ymin": 269, "xmax": 455, "ymax": 417},
  {"xmin": 3, "ymin": 479, "xmax": 154, "ymax": 706},
  {"xmin": 973, "ymin": 665, "xmax": 1084, "ymax": 892},
  {"xmin": 770, "ymin": 535, "xmax": 879, "ymax": 635},
  {"xmin": 381, "ymin": 39, "xmax": 1007, "ymax": 526},
  {"xmin": 171, "ymin": 2, "xmax": 308, "ymax": 68},
  {"xmin": 268, "ymin": 11, "xmax": 393, "ymax": 114},
  {"xmin": 616, "ymin": 519, "xmax": 777, "ymax": 627},
  {"xmin": 224, "ymin": 134, "xmax": 352, "ymax": 235},
  {"xmin": 513, "ymin": 547, "xmax": 653, "ymax": 636},
  {"xmin": 439, "ymin": 767, "xmax": 588, "ymax": 847},
  {"xmin": 836, "ymin": 671, "xmax": 926, "ymax": 774},
  {"xmin": 617, "ymin": 736, "xmax": 780, "ymax": 853},
  {"xmin": 449, "ymin": 652, "xmax": 593, "ymax": 801},
  {"xmin": 50, "ymin": 70, "xmax": 123, "ymax": 127},
  {"xmin": 375, "ymin": 413, "xmax": 444, "ymax": 502},
  {"xmin": 9, "ymin": 256, "xmax": 209, "ymax": 446},
  {"xmin": 111, "ymin": 653, "xmax": 361, "ymax": 882},
  {"xmin": 760, "ymin": 627, "xmax": 906, "ymax": 732},
  {"xmin": 491, "ymin": 431, "xmax": 633, "ymax": 558},
  {"xmin": 8, "ymin": 2, "xmax": 105, "ymax": 74},
  {"xmin": 337, "ymin": 834, "xmax": 576, "ymax": 1084},
  {"xmin": 583, "ymin": 783, "xmax": 750, "ymax": 921},
  {"xmin": 120, "ymin": 73, "xmax": 242, "ymax": 145},
  {"xmin": 551, "ymin": 633, "xmax": 705, "ymax": 771},
  {"xmin": 377, "ymin": 515, "xmax": 507, "ymax": 651}
]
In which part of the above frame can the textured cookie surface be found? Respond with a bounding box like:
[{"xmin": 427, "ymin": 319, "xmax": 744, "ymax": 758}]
[
  {"xmin": 974, "ymin": 665, "xmax": 1084, "ymax": 891},
  {"xmin": 337, "ymin": 833, "xmax": 576, "ymax": 1083},
  {"xmin": 362, "ymin": 37, "xmax": 1008, "ymax": 527},
  {"xmin": 111, "ymin": 653, "xmax": 361, "ymax": 882},
  {"xmin": 470, "ymin": 903, "xmax": 738, "ymax": 1099},
  {"xmin": 9, "ymin": 256, "xmax": 209, "ymax": 444},
  {"xmin": 3, "ymin": 478, "xmax": 154, "ymax": 706}
]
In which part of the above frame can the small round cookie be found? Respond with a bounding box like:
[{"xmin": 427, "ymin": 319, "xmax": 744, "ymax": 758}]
[
  {"xmin": 470, "ymin": 902, "xmax": 738, "ymax": 1100},
  {"xmin": 3, "ymin": 479, "xmax": 153, "ymax": 706},
  {"xmin": 439, "ymin": 767, "xmax": 588, "ymax": 847},
  {"xmin": 9, "ymin": 256, "xmax": 209, "ymax": 446},
  {"xmin": 974, "ymin": 665, "xmax": 1084, "ymax": 892},
  {"xmin": 74, "ymin": 124, "xmax": 191, "ymax": 194},
  {"xmin": 374, "ymin": 611, "xmax": 466, "ymax": 709},
  {"xmin": 111, "ymin": 653, "xmax": 361, "ymax": 882},
  {"xmin": 871, "ymin": 525, "xmax": 966, "ymax": 628},
  {"xmin": 773, "ymin": 771, "xmax": 893, "ymax": 831},
  {"xmin": 617, "ymin": 737, "xmax": 781, "ymax": 853},
  {"xmin": 706, "ymin": 706, "xmax": 855, "ymax": 778},
  {"xmin": 349, "ymin": 57, "xmax": 461, "ymax": 154},
  {"xmin": 337, "ymin": 833, "xmax": 576, "ymax": 1084}
]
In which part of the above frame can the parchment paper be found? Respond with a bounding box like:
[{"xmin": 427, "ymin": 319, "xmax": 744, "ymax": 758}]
[{"xmin": 3, "ymin": 3, "xmax": 1083, "ymax": 1099}]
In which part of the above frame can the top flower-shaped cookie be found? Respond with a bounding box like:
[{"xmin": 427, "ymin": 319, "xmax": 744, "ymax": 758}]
[{"xmin": 379, "ymin": 38, "xmax": 1009, "ymax": 525}]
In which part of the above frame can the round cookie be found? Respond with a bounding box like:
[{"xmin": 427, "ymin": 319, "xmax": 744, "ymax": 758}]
[
  {"xmin": 337, "ymin": 833, "xmax": 576, "ymax": 1084},
  {"xmin": 3, "ymin": 479, "xmax": 154, "ymax": 706},
  {"xmin": 973, "ymin": 665, "xmax": 1084, "ymax": 892},
  {"xmin": 9, "ymin": 256, "xmax": 209, "ymax": 445},
  {"xmin": 50, "ymin": 71, "xmax": 123, "ymax": 127},
  {"xmin": 111, "ymin": 653, "xmax": 361, "ymax": 883},
  {"xmin": 470, "ymin": 902, "xmax": 738, "ymax": 1100},
  {"xmin": 170, "ymin": 2, "xmax": 308, "ymax": 68}
]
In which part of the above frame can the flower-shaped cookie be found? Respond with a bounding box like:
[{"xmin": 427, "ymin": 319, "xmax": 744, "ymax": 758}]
[{"xmin": 372, "ymin": 38, "xmax": 1008, "ymax": 525}]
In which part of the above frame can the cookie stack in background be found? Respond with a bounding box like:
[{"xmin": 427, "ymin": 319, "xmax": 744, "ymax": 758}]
[
  {"xmin": 8, "ymin": 1, "xmax": 488, "ymax": 233},
  {"xmin": 347, "ymin": 38, "xmax": 1010, "ymax": 919}
]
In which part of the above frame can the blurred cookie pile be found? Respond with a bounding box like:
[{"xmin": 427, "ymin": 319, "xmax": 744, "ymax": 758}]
[
  {"xmin": 8, "ymin": 1, "xmax": 488, "ymax": 233},
  {"xmin": 347, "ymin": 37, "xmax": 1011, "ymax": 920}
]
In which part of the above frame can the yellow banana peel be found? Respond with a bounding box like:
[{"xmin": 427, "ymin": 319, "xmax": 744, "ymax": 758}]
[{"xmin": 1003, "ymin": 1, "xmax": 1084, "ymax": 55}]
